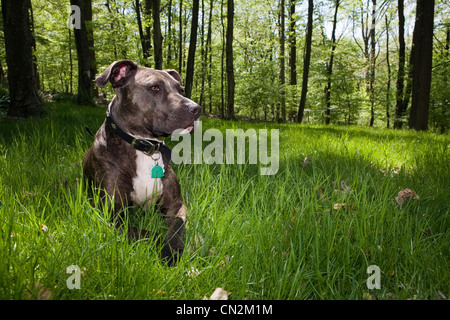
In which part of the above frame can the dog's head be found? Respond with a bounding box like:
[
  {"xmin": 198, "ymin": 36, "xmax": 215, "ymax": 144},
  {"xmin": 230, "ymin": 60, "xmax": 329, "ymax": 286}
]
[{"xmin": 96, "ymin": 60, "xmax": 200, "ymax": 137}]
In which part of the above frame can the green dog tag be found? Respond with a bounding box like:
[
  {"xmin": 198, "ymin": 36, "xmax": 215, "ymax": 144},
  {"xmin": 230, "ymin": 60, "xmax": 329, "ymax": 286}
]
[{"xmin": 151, "ymin": 164, "xmax": 164, "ymax": 178}]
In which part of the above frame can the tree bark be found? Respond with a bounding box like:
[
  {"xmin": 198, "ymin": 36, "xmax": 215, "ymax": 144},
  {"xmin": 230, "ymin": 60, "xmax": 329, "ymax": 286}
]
[
  {"xmin": 368, "ymin": 0, "xmax": 376, "ymax": 127},
  {"xmin": 220, "ymin": 0, "xmax": 225, "ymax": 118},
  {"xmin": 297, "ymin": 0, "xmax": 313, "ymax": 123},
  {"xmin": 199, "ymin": 0, "xmax": 206, "ymax": 107},
  {"xmin": 135, "ymin": 0, "xmax": 152, "ymax": 64},
  {"xmin": 385, "ymin": 14, "xmax": 391, "ymax": 128},
  {"xmin": 279, "ymin": 0, "xmax": 286, "ymax": 122},
  {"xmin": 408, "ymin": 0, "xmax": 434, "ymax": 131},
  {"xmin": 152, "ymin": 0, "xmax": 163, "ymax": 69},
  {"xmin": 324, "ymin": 0, "xmax": 339, "ymax": 125},
  {"xmin": 206, "ymin": 0, "xmax": 214, "ymax": 114},
  {"xmin": 84, "ymin": 0, "xmax": 97, "ymax": 97},
  {"xmin": 394, "ymin": 0, "xmax": 406, "ymax": 129},
  {"xmin": 289, "ymin": 0, "xmax": 297, "ymax": 86},
  {"xmin": 225, "ymin": 0, "xmax": 235, "ymax": 119},
  {"xmin": 2, "ymin": 0, "xmax": 43, "ymax": 117},
  {"xmin": 179, "ymin": 0, "xmax": 183, "ymax": 73},
  {"xmin": 70, "ymin": 0, "xmax": 93, "ymax": 105},
  {"xmin": 185, "ymin": 0, "xmax": 199, "ymax": 98},
  {"xmin": 167, "ymin": 0, "xmax": 173, "ymax": 64}
]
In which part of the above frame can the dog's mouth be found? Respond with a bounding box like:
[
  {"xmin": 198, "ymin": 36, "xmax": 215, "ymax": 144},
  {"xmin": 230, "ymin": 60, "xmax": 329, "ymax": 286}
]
[{"xmin": 177, "ymin": 123, "xmax": 195, "ymax": 135}]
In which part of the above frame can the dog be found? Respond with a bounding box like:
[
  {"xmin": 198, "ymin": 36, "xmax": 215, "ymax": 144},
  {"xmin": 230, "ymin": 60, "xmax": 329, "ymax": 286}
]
[{"xmin": 82, "ymin": 60, "xmax": 200, "ymax": 265}]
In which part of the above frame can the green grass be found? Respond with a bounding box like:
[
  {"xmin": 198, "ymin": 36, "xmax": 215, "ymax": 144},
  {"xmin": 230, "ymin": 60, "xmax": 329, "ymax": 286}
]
[{"xmin": 0, "ymin": 102, "xmax": 448, "ymax": 300}]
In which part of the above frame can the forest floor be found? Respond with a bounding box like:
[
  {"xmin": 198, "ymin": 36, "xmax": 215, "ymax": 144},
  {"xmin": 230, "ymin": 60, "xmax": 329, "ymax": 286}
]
[{"xmin": 0, "ymin": 102, "xmax": 448, "ymax": 300}]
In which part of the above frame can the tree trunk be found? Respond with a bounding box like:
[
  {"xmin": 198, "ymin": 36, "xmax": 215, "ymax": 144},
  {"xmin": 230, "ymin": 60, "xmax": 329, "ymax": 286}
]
[
  {"xmin": 324, "ymin": 0, "xmax": 339, "ymax": 125},
  {"xmin": 441, "ymin": 26, "xmax": 449, "ymax": 134},
  {"xmin": 185, "ymin": 0, "xmax": 199, "ymax": 98},
  {"xmin": 368, "ymin": 0, "xmax": 376, "ymax": 127},
  {"xmin": 199, "ymin": 0, "xmax": 206, "ymax": 107},
  {"xmin": 70, "ymin": 0, "xmax": 93, "ymax": 105},
  {"xmin": 279, "ymin": 0, "xmax": 286, "ymax": 122},
  {"xmin": 385, "ymin": 14, "xmax": 391, "ymax": 128},
  {"xmin": 84, "ymin": 0, "xmax": 96, "ymax": 97},
  {"xmin": 394, "ymin": 0, "xmax": 406, "ymax": 129},
  {"xmin": 206, "ymin": 0, "xmax": 214, "ymax": 114},
  {"xmin": 225, "ymin": 0, "xmax": 235, "ymax": 119},
  {"xmin": 68, "ymin": 27, "xmax": 73, "ymax": 94},
  {"xmin": 167, "ymin": 0, "xmax": 173, "ymax": 64},
  {"xmin": 179, "ymin": 0, "xmax": 183, "ymax": 73},
  {"xmin": 152, "ymin": 0, "xmax": 163, "ymax": 69},
  {"xmin": 408, "ymin": 0, "xmax": 434, "ymax": 131},
  {"xmin": 2, "ymin": 0, "xmax": 43, "ymax": 118},
  {"xmin": 135, "ymin": 0, "xmax": 152, "ymax": 64},
  {"xmin": 29, "ymin": 4, "xmax": 40, "ymax": 92},
  {"xmin": 289, "ymin": 0, "xmax": 297, "ymax": 86},
  {"xmin": 220, "ymin": 0, "xmax": 225, "ymax": 118},
  {"xmin": 297, "ymin": 0, "xmax": 313, "ymax": 123}
]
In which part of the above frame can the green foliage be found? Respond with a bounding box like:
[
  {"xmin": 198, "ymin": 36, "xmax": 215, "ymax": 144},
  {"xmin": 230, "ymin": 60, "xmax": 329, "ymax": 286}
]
[{"xmin": 9, "ymin": 0, "xmax": 445, "ymax": 130}]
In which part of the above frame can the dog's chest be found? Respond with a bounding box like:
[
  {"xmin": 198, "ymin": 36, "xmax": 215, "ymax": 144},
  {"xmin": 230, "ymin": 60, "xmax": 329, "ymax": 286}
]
[{"xmin": 130, "ymin": 151, "xmax": 164, "ymax": 207}]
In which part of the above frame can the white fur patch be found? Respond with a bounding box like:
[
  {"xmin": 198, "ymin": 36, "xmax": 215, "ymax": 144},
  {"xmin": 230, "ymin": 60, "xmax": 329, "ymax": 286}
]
[{"xmin": 130, "ymin": 151, "xmax": 164, "ymax": 207}]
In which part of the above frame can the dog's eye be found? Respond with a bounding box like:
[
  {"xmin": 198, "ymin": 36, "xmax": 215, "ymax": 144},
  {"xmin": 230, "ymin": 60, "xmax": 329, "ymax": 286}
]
[{"xmin": 149, "ymin": 85, "xmax": 160, "ymax": 92}]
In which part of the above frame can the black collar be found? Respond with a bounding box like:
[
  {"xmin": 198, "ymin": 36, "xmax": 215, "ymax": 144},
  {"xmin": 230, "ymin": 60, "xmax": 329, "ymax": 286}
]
[{"xmin": 105, "ymin": 114, "xmax": 172, "ymax": 163}]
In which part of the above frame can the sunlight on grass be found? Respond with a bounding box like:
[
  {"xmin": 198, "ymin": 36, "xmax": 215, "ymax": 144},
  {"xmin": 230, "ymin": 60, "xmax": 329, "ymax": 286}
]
[{"xmin": 0, "ymin": 102, "xmax": 448, "ymax": 300}]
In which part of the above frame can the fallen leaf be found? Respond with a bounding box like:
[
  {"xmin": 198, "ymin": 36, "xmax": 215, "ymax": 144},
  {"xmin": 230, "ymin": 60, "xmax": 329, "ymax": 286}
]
[
  {"xmin": 333, "ymin": 203, "xmax": 345, "ymax": 210},
  {"xmin": 29, "ymin": 283, "xmax": 52, "ymax": 300},
  {"xmin": 333, "ymin": 203, "xmax": 356, "ymax": 211},
  {"xmin": 395, "ymin": 189, "xmax": 420, "ymax": 206},
  {"xmin": 204, "ymin": 287, "xmax": 231, "ymax": 300},
  {"xmin": 38, "ymin": 287, "xmax": 52, "ymax": 300},
  {"xmin": 363, "ymin": 292, "xmax": 374, "ymax": 300}
]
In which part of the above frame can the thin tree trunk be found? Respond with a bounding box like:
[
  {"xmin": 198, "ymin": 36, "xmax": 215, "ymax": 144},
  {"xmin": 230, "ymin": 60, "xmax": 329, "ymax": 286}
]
[
  {"xmin": 135, "ymin": 0, "xmax": 152, "ymax": 64},
  {"xmin": 368, "ymin": 0, "xmax": 376, "ymax": 127},
  {"xmin": 29, "ymin": 4, "xmax": 40, "ymax": 91},
  {"xmin": 408, "ymin": 0, "xmax": 434, "ymax": 131},
  {"xmin": 225, "ymin": 0, "xmax": 235, "ymax": 119},
  {"xmin": 297, "ymin": 0, "xmax": 313, "ymax": 123},
  {"xmin": 206, "ymin": 0, "xmax": 213, "ymax": 114},
  {"xmin": 289, "ymin": 0, "xmax": 297, "ymax": 86},
  {"xmin": 167, "ymin": 0, "xmax": 173, "ymax": 64},
  {"xmin": 185, "ymin": 0, "xmax": 199, "ymax": 98},
  {"xmin": 279, "ymin": 0, "xmax": 286, "ymax": 122},
  {"xmin": 84, "ymin": 0, "xmax": 96, "ymax": 98},
  {"xmin": 71, "ymin": 0, "xmax": 93, "ymax": 105},
  {"xmin": 324, "ymin": 0, "xmax": 339, "ymax": 125},
  {"xmin": 199, "ymin": 0, "xmax": 206, "ymax": 107},
  {"xmin": 385, "ymin": 14, "xmax": 391, "ymax": 128},
  {"xmin": 152, "ymin": 0, "xmax": 163, "ymax": 69},
  {"xmin": 220, "ymin": 0, "xmax": 225, "ymax": 118},
  {"xmin": 441, "ymin": 26, "xmax": 449, "ymax": 133},
  {"xmin": 68, "ymin": 27, "xmax": 73, "ymax": 94},
  {"xmin": 394, "ymin": 0, "xmax": 406, "ymax": 129},
  {"xmin": 179, "ymin": 0, "xmax": 183, "ymax": 73}
]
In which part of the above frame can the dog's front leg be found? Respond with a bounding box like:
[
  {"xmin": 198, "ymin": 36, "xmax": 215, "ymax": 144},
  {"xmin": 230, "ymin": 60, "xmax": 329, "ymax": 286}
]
[{"xmin": 160, "ymin": 201, "xmax": 186, "ymax": 266}]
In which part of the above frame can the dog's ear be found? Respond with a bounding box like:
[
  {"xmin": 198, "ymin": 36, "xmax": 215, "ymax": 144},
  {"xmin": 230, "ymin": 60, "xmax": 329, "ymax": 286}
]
[
  {"xmin": 165, "ymin": 70, "xmax": 183, "ymax": 86},
  {"xmin": 95, "ymin": 60, "xmax": 138, "ymax": 88}
]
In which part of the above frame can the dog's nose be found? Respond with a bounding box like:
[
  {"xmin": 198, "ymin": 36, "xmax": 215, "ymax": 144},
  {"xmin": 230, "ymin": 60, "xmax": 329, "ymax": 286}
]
[{"xmin": 188, "ymin": 103, "xmax": 201, "ymax": 116}]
